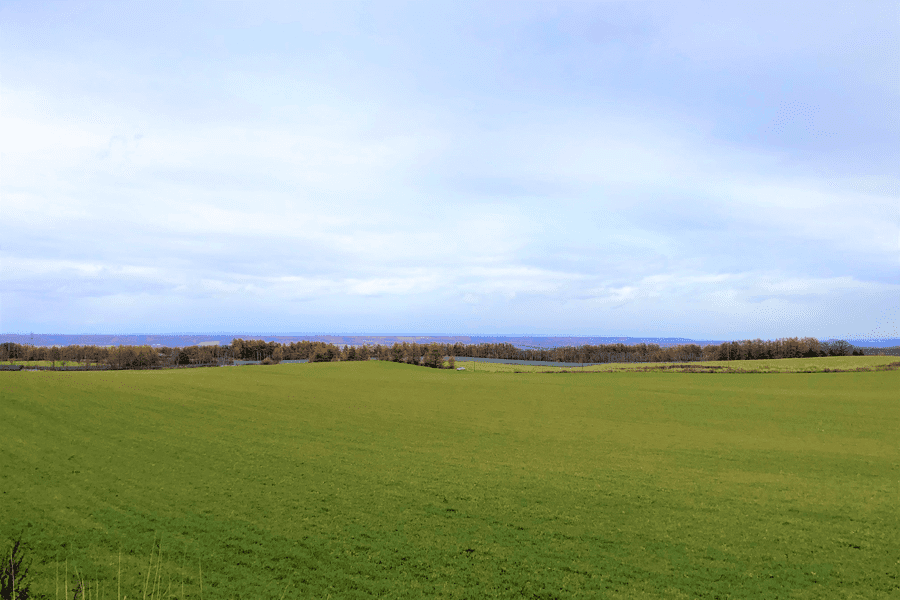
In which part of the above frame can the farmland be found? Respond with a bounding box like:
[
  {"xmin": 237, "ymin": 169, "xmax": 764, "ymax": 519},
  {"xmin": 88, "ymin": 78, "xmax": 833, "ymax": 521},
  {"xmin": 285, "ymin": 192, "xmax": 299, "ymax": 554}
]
[{"xmin": 2, "ymin": 360, "xmax": 898, "ymax": 598}]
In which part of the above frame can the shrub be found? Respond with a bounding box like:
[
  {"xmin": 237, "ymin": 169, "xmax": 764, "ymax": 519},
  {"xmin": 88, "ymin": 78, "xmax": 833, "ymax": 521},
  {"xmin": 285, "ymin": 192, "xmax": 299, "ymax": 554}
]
[
  {"xmin": 424, "ymin": 344, "xmax": 443, "ymax": 369},
  {"xmin": 271, "ymin": 347, "xmax": 284, "ymax": 363}
]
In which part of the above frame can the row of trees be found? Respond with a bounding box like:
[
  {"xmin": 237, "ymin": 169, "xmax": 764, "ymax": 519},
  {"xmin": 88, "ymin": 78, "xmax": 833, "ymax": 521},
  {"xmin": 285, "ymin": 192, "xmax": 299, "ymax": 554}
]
[
  {"xmin": 698, "ymin": 338, "xmax": 862, "ymax": 361},
  {"xmin": 0, "ymin": 337, "xmax": 873, "ymax": 370},
  {"xmin": 231, "ymin": 338, "xmax": 448, "ymax": 367},
  {"xmin": 367, "ymin": 337, "xmax": 865, "ymax": 363},
  {"xmin": 0, "ymin": 342, "xmax": 228, "ymax": 369}
]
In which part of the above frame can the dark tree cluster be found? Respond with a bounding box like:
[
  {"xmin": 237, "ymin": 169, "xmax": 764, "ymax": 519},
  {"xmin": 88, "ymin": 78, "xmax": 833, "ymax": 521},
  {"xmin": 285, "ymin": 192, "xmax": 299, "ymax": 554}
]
[
  {"xmin": 230, "ymin": 338, "xmax": 446, "ymax": 367},
  {"xmin": 0, "ymin": 342, "xmax": 226, "ymax": 369},
  {"xmin": 698, "ymin": 337, "xmax": 865, "ymax": 361},
  {"xmin": 404, "ymin": 337, "xmax": 863, "ymax": 364}
]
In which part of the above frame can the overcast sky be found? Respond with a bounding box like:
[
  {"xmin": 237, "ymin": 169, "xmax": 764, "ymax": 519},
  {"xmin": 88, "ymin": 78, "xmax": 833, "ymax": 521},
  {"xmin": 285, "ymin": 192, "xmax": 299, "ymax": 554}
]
[{"xmin": 2, "ymin": 0, "xmax": 898, "ymax": 340}]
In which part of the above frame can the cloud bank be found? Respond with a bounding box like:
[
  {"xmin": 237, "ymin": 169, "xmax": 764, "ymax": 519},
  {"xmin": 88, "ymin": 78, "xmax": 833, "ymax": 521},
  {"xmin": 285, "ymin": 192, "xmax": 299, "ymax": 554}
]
[{"xmin": 2, "ymin": 1, "xmax": 898, "ymax": 339}]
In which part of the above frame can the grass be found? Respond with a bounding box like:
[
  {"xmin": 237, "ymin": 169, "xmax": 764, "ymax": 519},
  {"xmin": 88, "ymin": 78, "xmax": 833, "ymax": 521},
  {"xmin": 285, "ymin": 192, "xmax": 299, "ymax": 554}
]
[
  {"xmin": 451, "ymin": 355, "xmax": 899, "ymax": 373},
  {"xmin": 1, "ymin": 361, "xmax": 898, "ymax": 598}
]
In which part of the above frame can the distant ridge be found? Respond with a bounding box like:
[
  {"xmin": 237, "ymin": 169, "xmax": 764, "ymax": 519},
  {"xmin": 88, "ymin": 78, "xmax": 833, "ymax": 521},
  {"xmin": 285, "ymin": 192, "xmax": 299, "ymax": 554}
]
[
  {"xmin": 2, "ymin": 333, "xmax": 898, "ymax": 349},
  {"xmin": 0, "ymin": 333, "xmax": 708, "ymax": 348}
]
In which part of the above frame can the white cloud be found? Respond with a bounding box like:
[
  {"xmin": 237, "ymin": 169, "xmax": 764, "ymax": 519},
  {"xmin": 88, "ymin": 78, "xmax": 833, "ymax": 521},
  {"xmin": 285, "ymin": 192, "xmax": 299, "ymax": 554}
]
[{"xmin": 1, "ymin": 1, "xmax": 896, "ymax": 338}]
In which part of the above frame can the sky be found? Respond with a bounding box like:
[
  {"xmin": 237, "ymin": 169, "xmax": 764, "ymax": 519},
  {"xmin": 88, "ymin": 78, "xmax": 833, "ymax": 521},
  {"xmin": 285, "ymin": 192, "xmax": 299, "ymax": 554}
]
[{"xmin": 1, "ymin": 0, "xmax": 898, "ymax": 340}]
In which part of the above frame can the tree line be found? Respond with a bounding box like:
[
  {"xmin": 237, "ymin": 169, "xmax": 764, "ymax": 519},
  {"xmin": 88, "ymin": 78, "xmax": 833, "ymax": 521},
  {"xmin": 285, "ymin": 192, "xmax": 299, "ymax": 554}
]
[
  {"xmin": 0, "ymin": 342, "xmax": 227, "ymax": 369},
  {"xmin": 0, "ymin": 336, "xmax": 877, "ymax": 371},
  {"xmin": 230, "ymin": 338, "xmax": 448, "ymax": 367},
  {"xmin": 434, "ymin": 338, "xmax": 866, "ymax": 363}
]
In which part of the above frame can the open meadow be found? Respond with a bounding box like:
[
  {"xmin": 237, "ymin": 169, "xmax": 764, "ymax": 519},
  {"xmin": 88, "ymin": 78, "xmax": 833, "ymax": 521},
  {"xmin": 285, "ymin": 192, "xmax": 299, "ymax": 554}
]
[{"xmin": 2, "ymin": 360, "xmax": 898, "ymax": 599}]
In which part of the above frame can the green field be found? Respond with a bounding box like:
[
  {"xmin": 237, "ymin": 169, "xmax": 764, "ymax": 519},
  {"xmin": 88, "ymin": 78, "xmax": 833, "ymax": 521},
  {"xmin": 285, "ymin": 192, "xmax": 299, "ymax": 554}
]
[{"xmin": 2, "ymin": 361, "xmax": 898, "ymax": 598}]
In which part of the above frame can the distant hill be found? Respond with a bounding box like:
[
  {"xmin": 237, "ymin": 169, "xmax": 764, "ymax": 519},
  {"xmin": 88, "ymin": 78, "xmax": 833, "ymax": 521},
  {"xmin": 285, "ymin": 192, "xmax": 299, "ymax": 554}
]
[
  {"xmin": 3, "ymin": 333, "xmax": 899, "ymax": 349},
  {"xmin": 0, "ymin": 333, "xmax": 718, "ymax": 348},
  {"xmin": 843, "ymin": 339, "xmax": 900, "ymax": 349}
]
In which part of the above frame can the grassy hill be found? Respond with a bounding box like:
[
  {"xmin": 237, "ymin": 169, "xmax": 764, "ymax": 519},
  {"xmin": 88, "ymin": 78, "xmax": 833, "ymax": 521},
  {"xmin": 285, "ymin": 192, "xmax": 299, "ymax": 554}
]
[{"xmin": 2, "ymin": 361, "xmax": 898, "ymax": 598}]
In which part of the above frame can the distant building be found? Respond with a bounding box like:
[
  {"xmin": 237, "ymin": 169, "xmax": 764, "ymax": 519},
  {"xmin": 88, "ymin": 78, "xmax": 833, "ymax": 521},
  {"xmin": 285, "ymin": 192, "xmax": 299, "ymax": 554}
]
[{"xmin": 198, "ymin": 341, "xmax": 220, "ymax": 347}]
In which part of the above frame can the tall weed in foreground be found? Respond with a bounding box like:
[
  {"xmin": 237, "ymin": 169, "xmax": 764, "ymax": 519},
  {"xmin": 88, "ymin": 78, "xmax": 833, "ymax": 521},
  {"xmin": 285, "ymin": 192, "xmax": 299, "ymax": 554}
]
[
  {"xmin": 1, "ymin": 536, "xmax": 297, "ymax": 600},
  {"xmin": 1, "ymin": 535, "xmax": 207, "ymax": 600},
  {"xmin": 1, "ymin": 537, "xmax": 33, "ymax": 600}
]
